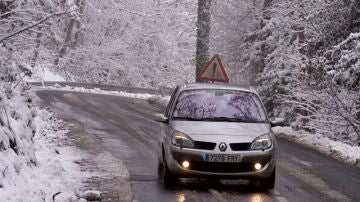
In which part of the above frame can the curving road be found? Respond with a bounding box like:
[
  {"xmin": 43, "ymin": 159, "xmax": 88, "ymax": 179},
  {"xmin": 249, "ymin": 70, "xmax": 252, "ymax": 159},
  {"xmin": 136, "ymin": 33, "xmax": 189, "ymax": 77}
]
[{"xmin": 35, "ymin": 90, "xmax": 360, "ymax": 202}]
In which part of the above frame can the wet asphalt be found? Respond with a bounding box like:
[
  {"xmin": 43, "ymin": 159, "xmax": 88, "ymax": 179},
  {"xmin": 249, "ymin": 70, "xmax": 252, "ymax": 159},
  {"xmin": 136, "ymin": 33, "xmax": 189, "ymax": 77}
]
[{"xmin": 35, "ymin": 90, "xmax": 360, "ymax": 202}]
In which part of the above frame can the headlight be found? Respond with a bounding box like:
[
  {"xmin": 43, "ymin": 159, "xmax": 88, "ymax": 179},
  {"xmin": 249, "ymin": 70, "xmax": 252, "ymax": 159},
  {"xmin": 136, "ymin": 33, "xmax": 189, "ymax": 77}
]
[
  {"xmin": 171, "ymin": 131, "xmax": 194, "ymax": 148},
  {"xmin": 250, "ymin": 134, "xmax": 272, "ymax": 150}
]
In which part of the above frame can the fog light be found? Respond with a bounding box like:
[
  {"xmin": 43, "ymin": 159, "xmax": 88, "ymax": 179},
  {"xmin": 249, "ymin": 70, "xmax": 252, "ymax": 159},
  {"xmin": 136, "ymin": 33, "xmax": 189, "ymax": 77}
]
[
  {"xmin": 254, "ymin": 163, "xmax": 262, "ymax": 170},
  {"xmin": 182, "ymin": 161, "xmax": 190, "ymax": 168}
]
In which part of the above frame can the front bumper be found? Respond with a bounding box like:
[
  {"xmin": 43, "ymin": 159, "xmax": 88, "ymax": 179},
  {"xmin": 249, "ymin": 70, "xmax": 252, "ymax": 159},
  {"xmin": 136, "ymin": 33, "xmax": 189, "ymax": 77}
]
[{"xmin": 165, "ymin": 145, "xmax": 276, "ymax": 179}]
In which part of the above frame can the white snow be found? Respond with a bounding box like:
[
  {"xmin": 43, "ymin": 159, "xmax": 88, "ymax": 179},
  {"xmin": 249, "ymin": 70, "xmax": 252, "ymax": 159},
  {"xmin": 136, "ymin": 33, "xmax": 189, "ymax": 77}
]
[
  {"xmin": 273, "ymin": 126, "xmax": 360, "ymax": 166},
  {"xmin": 25, "ymin": 66, "xmax": 65, "ymax": 82},
  {"xmin": 0, "ymin": 108, "xmax": 88, "ymax": 202}
]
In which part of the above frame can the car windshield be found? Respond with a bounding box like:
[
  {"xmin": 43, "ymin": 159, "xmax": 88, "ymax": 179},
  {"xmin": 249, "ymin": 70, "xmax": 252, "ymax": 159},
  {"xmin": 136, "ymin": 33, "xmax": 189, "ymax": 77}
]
[{"xmin": 172, "ymin": 89, "xmax": 268, "ymax": 123}]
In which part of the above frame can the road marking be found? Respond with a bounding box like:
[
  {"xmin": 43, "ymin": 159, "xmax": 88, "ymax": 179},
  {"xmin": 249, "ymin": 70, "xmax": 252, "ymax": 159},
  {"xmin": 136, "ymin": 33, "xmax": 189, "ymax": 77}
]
[
  {"xmin": 208, "ymin": 189, "xmax": 228, "ymax": 202},
  {"xmin": 278, "ymin": 160, "xmax": 351, "ymax": 202},
  {"xmin": 291, "ymin": 157, "xmax": 312, "ymax": 167}
]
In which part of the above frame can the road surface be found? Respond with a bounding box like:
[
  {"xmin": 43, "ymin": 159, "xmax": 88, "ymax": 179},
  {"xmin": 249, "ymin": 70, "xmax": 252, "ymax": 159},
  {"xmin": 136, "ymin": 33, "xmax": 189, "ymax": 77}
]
[{"xmin": 35, "ymin": 90, "xmax": 360, "ymax": 202}]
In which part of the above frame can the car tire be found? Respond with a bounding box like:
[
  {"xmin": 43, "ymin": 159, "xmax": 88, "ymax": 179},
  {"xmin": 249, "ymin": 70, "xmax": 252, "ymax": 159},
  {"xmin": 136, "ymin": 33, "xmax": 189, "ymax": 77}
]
[
  {"xmin": 260, "ymin": 168, "xmax": 275, "ymax": 190},
  {"xmin": 158, "ymin": 152, "xmax": 177, "ymax": 188}
]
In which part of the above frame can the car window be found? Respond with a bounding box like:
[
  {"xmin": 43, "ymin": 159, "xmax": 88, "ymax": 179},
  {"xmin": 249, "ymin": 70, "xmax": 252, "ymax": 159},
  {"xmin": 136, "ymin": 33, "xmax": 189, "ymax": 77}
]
[{"xmin": 172, "ymin": 89, "xmax": 267, "ymax": 123}]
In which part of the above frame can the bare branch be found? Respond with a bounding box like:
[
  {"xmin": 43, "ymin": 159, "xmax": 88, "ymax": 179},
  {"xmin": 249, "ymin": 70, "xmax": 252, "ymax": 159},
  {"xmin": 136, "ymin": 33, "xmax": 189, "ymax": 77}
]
[{"xmin": 0, "ymin": 9, "xmax": 73, "ymax": 43}]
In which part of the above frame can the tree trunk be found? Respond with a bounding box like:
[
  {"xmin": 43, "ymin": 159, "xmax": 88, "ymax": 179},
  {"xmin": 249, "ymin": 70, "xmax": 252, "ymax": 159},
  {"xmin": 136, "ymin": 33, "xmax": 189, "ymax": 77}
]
[
  {"xmin": 74, "ymin": 0, "xmax": 85, "ymax": 47},
  {"xmin": 54, "ymin": 18, "xmax": 75, "ymax": 66},
  {"xmin": 31, "ymin": 0, "xmax": 46, "ymax": 68},
  {"xmin": 195, "ymin": 0, "xmax": 212, "ymax": 82},
  {"xmin": 31, "ymin": 28, "xmax": 43, "ymax": 68},
  {"xmin": 260, "ymin": 0, "xmax": 272, "ymax": 28},
  {"xmin": 54, "ymin": 0, "xmax": 81, "ymax": 65}
]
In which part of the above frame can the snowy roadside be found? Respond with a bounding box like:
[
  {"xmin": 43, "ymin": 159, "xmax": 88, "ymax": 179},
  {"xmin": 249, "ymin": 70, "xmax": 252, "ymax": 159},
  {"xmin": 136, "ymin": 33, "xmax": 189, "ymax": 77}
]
[
  {"xmin": 1, "ymin": 107, "xmax": 88, "ymax": 202},
  {"xmin": 36, "ymin": 85, "xmax": 156, "ymax": 100},
  {"xmin": 31, "ymin": 90, "xmax": 133, "ymax": 201},
  {"xmin": 23, "ymin": 66, "xmax": 65, "ymax": 83},
  {"xmin": 273, "ymin": 127, "xmax": 360, "ymax": 167},
  {"xmin": 1, "ymin": 102, "xmax": 132, "ymax": 201}
]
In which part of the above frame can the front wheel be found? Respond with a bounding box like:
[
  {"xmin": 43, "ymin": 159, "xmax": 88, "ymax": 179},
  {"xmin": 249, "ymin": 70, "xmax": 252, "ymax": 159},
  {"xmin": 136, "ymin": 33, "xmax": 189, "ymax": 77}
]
[
  {"xmin": 259, "ymin": 169, "xmax": 275, "ymax": 190},
  {"xmin": 158, "ymin": 153, "xmax": 177, "ymax": 188},
  {"xmin": 249, "ymin": 168, "xmax": 275, "ymax": 190}
]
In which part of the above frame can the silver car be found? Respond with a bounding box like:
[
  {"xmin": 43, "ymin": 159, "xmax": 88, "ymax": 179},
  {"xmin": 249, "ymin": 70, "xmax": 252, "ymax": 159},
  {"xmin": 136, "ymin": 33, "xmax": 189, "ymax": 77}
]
[{"xmin": 157, "ymin": 83, "xmax": 283, "ymax": 189}]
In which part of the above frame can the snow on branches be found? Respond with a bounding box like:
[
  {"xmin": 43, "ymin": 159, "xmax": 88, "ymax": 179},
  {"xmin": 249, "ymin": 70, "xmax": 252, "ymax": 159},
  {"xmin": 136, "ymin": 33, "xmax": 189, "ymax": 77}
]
[
  {"xmin": 56, "ymin": 0, "xmax": 197, "ymax": 87},
  {"xmin": 211, "ymin": 0, "xmax": 359, "ymax": 145},
  {"xmin": 284, "ymin": 61, "xmax": 360, "ymax": 146},
  {"xmin": 325, "ymin": 33, "xmax": 360, "ymax": 88}
]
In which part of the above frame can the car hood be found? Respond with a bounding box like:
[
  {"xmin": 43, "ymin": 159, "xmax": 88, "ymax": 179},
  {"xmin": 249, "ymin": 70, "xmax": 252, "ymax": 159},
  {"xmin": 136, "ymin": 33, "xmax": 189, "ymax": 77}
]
[{"xmin": 170, "ymin": 121, "xmax": 270, "ymax": 143}]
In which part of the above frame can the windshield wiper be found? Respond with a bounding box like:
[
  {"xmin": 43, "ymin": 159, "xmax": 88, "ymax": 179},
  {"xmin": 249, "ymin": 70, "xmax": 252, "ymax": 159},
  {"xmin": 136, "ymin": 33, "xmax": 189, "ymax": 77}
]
[
  {"xmin": 199, "ymin": 117, "xmax": 237, "ymax": 122},
  {"xmin": 173, "ymin": 117, "xmax": 265, "ymax": 123}
]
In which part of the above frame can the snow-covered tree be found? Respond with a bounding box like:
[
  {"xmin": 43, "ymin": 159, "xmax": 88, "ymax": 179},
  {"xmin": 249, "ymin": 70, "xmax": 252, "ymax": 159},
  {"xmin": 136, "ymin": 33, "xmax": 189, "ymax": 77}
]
[
  {"xmin": 0, "ymin": 0, "xmax": 79, "ymax": 81},
  {"xmin": 195, "ymin": 0, "xmax": 212, "ymax": 82},
  {"xmin": 210, "ymin": 0, "xmax": 262, "ymax": 84},
  {"xmin": 57, "ymin": 0, "xmax": 197, "ymax": 87},
  {"xmin": 211, "ymin": 0, "xmax": 360, "ymax": 144}
]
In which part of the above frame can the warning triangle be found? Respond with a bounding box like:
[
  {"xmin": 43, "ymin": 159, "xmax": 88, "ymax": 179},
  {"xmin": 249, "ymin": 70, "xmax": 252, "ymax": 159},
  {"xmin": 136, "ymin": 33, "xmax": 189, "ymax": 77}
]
[{"xmin": 197, "ymin": 54, "xmax": 229, "ymax": 83}]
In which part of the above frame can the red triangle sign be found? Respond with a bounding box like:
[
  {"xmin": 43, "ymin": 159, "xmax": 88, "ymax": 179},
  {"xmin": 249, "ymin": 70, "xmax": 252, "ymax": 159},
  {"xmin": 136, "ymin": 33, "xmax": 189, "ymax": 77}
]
[{"xmin": 197, "ymin": 54, "xmax": 229, "ymax": 83}]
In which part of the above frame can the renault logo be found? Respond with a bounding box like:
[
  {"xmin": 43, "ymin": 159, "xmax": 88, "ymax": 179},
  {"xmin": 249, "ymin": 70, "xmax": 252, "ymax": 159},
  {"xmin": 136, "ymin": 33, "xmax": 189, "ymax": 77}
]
[{"xmin": 219, "ymin": 142, "xmax": 227, "ymax": 152}]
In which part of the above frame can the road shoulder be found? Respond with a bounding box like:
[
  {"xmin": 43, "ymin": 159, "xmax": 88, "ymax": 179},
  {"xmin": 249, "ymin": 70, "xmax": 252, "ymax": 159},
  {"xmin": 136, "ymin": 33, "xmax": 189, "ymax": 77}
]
[
  {"xmin": 32, "ymin": 90, "xmax": 134, "ymax": 202},
  {"xmin": 273, "ymin": 126, "xmax": 360, "ymax": 168}
]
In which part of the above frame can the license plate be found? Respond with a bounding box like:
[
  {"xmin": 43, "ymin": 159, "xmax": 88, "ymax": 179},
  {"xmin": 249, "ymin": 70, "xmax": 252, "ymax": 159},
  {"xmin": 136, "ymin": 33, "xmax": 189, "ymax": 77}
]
[{"xmin": 204, "ymin": 154, "xmax": 242, "ymax": 162}]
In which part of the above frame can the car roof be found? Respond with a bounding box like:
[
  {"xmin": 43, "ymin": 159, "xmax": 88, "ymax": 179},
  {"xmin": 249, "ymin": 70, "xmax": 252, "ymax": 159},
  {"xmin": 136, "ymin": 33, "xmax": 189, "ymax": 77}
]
[{"xmin": 179, "ymin": 83, "xmax": 255, "ymax": 93}]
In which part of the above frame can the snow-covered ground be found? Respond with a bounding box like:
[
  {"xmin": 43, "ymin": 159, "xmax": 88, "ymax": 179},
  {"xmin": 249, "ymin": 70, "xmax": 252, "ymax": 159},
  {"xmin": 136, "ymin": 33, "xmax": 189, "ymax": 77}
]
[
  {"xmin": 1, "ymin": 108, "xmax": 88, "ymax": 202},
  {"xmin": 273, "ymin": 127, "xmax": 360, "ymax": 166},
  {"xmin": 24, "ymin": 66, "xmax": 65, "ymax": 82}
]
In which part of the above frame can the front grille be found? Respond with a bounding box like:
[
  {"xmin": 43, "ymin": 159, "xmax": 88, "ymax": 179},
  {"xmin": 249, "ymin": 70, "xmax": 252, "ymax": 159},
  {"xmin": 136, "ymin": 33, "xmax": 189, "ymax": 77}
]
[
  {"xmin": 194, "ymin": 141, "xmax": 216, "ymax": 150},
  {"xmin": 189, "ymin": 162, "xmax": 256, "ymax": 173},
  {"xmin": 230, "ymin": 143, "xmax": 251, "ymax": 151}
]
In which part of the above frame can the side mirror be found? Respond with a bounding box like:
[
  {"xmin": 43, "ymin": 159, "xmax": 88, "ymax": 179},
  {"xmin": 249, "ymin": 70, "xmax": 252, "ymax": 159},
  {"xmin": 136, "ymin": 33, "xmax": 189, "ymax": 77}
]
[
  {"xmin": 155, "ymin": 114, "xmax": 169, "ymax": 124},
  {"xmin": 270, "ymin": 117, "xmax": 285, "ymax": 127}
]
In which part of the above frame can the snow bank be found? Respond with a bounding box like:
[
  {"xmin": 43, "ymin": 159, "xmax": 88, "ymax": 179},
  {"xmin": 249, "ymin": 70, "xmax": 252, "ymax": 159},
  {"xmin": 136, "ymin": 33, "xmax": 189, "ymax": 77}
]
[
  {"xmin": 273, "ymin": 126, "xmax": 360, "ymax": 166},
  {"xmin": 25, "ymin": 66, "xmax": 65, "ymax": 82},
  {"xmin": 0, "ymin": 80, "xmax": 88, "ymax": 201},
  {"xmin": 0, "ymin": 82, "xmax": 36, "ymax": 190},
  {"xmin": 0, "ymin": 107, "xmax": 88, "ymax": 202}
]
